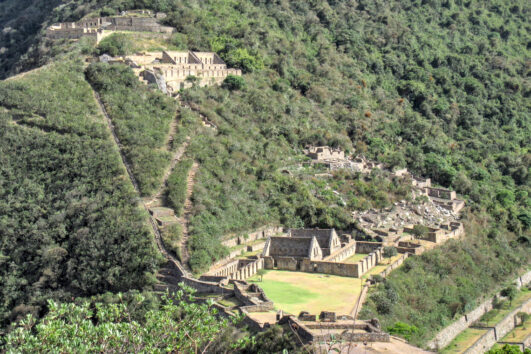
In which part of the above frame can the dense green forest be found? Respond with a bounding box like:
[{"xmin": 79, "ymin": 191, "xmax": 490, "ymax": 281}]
[
  {"xmin": 0, "ymin": 60, "xmax": 160, "ymax": 328},
  {"xmin": 86, "ymin": 63, "xmax": 178, "ymax": 195},
  {"xmin": 0, "ymin": 0, "xmax": 529, "ymax": 349}
]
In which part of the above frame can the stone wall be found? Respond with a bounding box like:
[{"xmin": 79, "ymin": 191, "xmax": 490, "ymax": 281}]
[
  {"xmin": 396, "ymin": 242, "xmax": 424, "ymax": 255},
  {"xmin": 248, "ymin": 242, "xmax": 266, "ymax": 252},
  {"xmin": 379, "ymin": 253, "xmax": 408, "ymax": 278},
  {"xmin": 205, "ymin": 258, "xmax": 264, "ymax": 281},
  {"xmin": 323, "ymin": 241, "xmax": 356, "ymax": 262},
  {"xmin": 233, "ymin": 281, "xmax": 274, "ymax": 310},
  {"xmin": 356, "ymin": 241, "xmax": 383, "ymax": 254},
  {"xmin": 427, "ymin": 187, "xmax": 456, "ymax": 200},
  {"xmin": 300, "ymin": 259, "xmax": 360, "ymax": 277},
  {"xmin": 427, "ymin": 298, "xmax": 494, "ymax": 350},
  {"xmin": 464, "ymin": 330, "xmax": 497, "ymax": 354},
  {"xmin": 352, "ymin": 283, "xmax": 370, "ymax": 319},
  {"xmin": 180, "ymin": 276, "xmax": 230, "ymax": 294},
  {"xmin": 283, "ymin": 316, "xmax": 390, "ymax": 344},
  {"xmin": 427, "ymin": 269, "xmax": 531, "ymax": 351},
  {"xmin": 220, "ymin": 226, "xmax": 284, "ymax": 247},
  {"xmin": 517, "ymin": 271, "xmax": 531, "ymax": 289},
  {"xmin": 276, "ymin": 257, "xmax": 298, "ymax": 271},
  {"xmin": 464, "ymin": 296, "xmax": 531, "ymax": 354}
]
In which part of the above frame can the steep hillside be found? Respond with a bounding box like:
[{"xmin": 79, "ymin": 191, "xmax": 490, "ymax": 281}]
[
  {"xmin": 0, "ymin": 58, "xmax": 160, "ymax": 327},
  {"xmin": 0, "ymin": 0, "xmax": 529, "ymax": 347}
]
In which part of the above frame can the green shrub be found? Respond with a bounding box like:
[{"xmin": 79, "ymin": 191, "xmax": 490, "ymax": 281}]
[
  {"xmin": 97, "ymin": 33, "xmax": 135, "ymax": 56},
  {"xmin": 222, "ymin": 75, "xmax": 245, "ymax": 91},
  {"xmin": 386, "ymin": 322, "xmax": 419, "ymax": 341},
  {"xmin": 161, "ymin": 223, "xmax": 183, "ymax": 259},
  {"xmin": 166, "ymin": 159, "xmax": 193, "ymax": 217},
  {"xmin": 383, "ymin": 246, "xmax": 398, "ymax": 258}
]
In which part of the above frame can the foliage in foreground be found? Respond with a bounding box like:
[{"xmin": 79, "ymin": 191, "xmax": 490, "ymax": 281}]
[
  {"xmin": 2, "ymin": 286, "xmax": 239, "ymax": 353},
  {"xmin": 487, "ymin": 344, "xmax": 531, "ymax": 354}
]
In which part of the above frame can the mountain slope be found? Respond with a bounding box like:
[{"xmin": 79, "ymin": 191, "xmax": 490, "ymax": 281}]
[
  {"xmin": 0, "ymin": 0, "xmax": 529, "ymax": 346},
  {"xmin": 0, "ymin": 59, "xmax": 160, "ymax": 326}
]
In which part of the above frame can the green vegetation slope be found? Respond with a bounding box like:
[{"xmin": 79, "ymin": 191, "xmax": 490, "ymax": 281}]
[{"xmin": 0, "ymin": 0, "xmax": 529, "ymax": 348}]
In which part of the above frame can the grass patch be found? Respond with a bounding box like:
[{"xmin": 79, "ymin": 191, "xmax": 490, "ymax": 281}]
[
  {"xmin": 248, "ymin": 270, "xmax": 362, "ymax": 315},
  {"xmin": 501, "ymin": 317, "xmax": 531, "ymax": 342},
  {"xmin": 441, "ymin": 328, "xmax": 487, "ymax": 354},
  {"xmin": 217, "ymin": 297, "xmax": 242, "ymax": 308},
  {"xmin": 343, "ymin": 253, "xmax": 367, "ymax": 264},
  {"xmin": 479, "ymin": 288, "xmax": 531, "ymax": 326}
]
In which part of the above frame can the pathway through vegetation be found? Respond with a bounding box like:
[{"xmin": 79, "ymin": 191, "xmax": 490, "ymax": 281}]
[
  {"xmin": 145, "ymin": 137, "xmax": 190, "ymax": 208},
  {"xmin": 177, "ymin": 161, "xmax": 199, "ymax": 268},
  {"xmin": 92, "ymin": 89, "xmax": 191, "ymax": 279}
]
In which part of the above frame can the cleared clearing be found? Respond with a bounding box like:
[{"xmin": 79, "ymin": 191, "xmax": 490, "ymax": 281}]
[{"xmin": 248, "ymin": 270, "xmax": 363, "ymax": 315}]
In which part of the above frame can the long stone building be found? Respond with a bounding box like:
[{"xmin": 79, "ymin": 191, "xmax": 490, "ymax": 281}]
[{"xmin": 127, "ymin": 50, "xmax": 242, "ymax": 91}]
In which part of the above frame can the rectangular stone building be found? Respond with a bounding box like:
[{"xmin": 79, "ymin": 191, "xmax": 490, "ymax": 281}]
[{"xmin": 289, "ymin": 228, "xmax": 341, "ymax": 257}]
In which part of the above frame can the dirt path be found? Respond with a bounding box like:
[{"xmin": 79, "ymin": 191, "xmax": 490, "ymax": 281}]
[
  {"xmin": 165, "ymin": 115, "xmax": 179, "ymax": 150},
  {"xmin": 176, "ymin": 95, "xmax": 217, "ymax": 130},
  {"xmin": 177, "ymin": 161, "xmax": 199, "ymax": 267},
  {"xmin": 92, "ymin": 89, "xmax": 191, "ymax": 279}
]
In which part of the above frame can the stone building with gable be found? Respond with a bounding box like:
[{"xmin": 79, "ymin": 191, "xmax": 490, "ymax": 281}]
[{"xmin": 289, "ymin": 228, "xmax": 341, "ymax": 257}]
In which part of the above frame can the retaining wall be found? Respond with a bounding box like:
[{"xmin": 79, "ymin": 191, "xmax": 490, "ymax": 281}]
[
  {"xmin": 464, "ymin": 296, "xmax": 531, "ymax": 354},
  {"xmin": 427, "ymin": 269, "xmax": 531, "ymax": 351},
  {"xmin": 300, "ymin": 259, "xmax": 360, "ymax": 277},
  {"xmin": 378, "ymin": 253, "xmax": 408, "ymax": 278},
  {"xmin": 356, "ymin": 241, "xmax": 383, "ymax": 254},
  {"xmin": 323, "ymin": 241, "xmax": 357, "ymax": 262},
  {"xmin": 276, "ymin": 257, "xmax": 298, "ymax": 271},
  {"xmin": 180, "ymin": 276, "xmax": 230, "ymax": 294}
]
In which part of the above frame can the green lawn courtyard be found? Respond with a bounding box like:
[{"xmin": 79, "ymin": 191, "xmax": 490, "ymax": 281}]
[{"xmin": 248, "ymin": 270, "xmax": 364, "ymax": 315}]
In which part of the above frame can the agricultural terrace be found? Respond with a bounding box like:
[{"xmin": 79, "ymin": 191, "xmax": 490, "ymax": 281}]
[{"xmin": 440, "ymin": 328, "xmax": 488, "ymax": 354}]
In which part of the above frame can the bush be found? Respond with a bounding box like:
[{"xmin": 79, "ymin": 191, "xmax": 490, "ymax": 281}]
[
  {"xmin": 97, "ymin": 33, "xmax": 135, "ymax": 56},
  {"xmin": 411, "ymin": 224, "xmax": 429, "ymax": 239},
  {"xmin": 386, "ymin": 322, "xmax": 419, "ymax": 341},
  {"xmin": 222, "ymin": 75, "xmax": 245, "ymax": 91},
  {"xmin": 383, "ymin": 246, "xmax": 398, "ymax": 258},
  {"xmin": 161, "ymin": 223, "xmax": 183, "ymax": 259}
]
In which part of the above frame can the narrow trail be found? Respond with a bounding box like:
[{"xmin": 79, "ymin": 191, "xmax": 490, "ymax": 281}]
[
  {"xmin": 176, "ymin": 95, "xmax": 217, "ymax": 130},
  {"xmin": 91, "ymin": 89, "xmax": 191, "ymax": 280},
  {"xmin": 177, "ymin": 162, "xmax": 199, "ymax": 267},
  {"xmin": 165, "ymin": 115, "xmax": 179, "ymax": 150}
]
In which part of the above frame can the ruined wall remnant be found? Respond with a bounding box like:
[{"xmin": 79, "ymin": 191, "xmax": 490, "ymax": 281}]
[{"xmin": 46, "ymin": 15, "xmax": 174, "ymax": 42}]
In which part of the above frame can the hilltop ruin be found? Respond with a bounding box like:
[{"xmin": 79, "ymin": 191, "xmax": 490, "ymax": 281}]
[{"xmin": 46, "ymin": 11, "xmax": 173, "ymax": 42}]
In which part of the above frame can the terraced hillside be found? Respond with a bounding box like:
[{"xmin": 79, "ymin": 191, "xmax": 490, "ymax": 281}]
[{"xmin": 0, "ymin": 0, "xmax": 529, "ymax": 349}]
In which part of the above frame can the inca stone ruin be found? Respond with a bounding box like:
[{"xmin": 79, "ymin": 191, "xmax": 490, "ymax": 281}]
[
  {"xmin": 126, "ymin": 50, "xmax": 242, "ymax": 91},
  {"xmin": 46, "ymin": 12, "xmax": 173, "ymax": 42}
]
